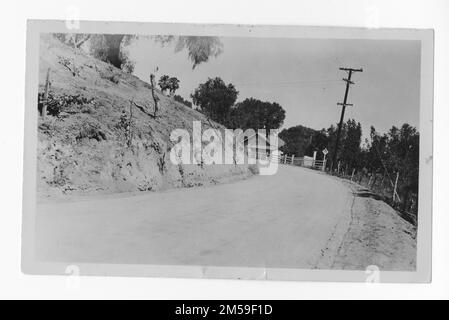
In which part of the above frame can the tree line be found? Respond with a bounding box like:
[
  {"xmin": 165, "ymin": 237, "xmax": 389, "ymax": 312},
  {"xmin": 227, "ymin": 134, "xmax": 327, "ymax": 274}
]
[
  {"xmin": 191, "ymin": 77, "xmax": 286, "ymax": 131},
  {"xmin": 280, "ymin": 120, "xmax": 419, "ymax": 215}
]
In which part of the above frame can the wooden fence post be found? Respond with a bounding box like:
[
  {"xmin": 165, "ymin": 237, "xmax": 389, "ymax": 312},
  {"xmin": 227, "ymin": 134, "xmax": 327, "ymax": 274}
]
[
  {"xmin": 291, "ymin": 155, "xmax": 295, "ymax": 165},
  {"xmin": 42, "ymin": 68, "xmax": 51, "ymax": 118},
  {"xmin": 283, "ymin": 154, "xmax": 287, "ymax": 164},
  {"xmin": 351, "ymin": 168, "xmax": 355, "ymax": 181}
]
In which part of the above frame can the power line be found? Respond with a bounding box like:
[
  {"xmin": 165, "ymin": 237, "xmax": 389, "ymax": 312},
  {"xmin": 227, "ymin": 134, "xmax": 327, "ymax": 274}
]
[{"xmin": 234, "ymin": 79, "xmax": 341, "ymax": 87}]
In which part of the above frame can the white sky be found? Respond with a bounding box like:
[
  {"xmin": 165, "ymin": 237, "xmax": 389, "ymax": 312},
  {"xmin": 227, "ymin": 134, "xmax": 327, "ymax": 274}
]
[{"xmin": 128, "ymin": 36, "xmax": 420, "ymax": 140}]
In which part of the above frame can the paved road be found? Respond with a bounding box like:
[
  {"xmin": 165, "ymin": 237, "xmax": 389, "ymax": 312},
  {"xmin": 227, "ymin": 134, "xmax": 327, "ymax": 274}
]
[{"xmin": 35, "ymin": 165, "xmax": 353, "ymax": 268}]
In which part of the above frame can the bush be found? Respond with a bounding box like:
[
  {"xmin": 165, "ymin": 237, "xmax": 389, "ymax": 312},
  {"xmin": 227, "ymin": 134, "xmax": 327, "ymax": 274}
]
[
  {"xmin": 76, "ymin": 121, "xmax": 107, "ymax": 142},
  {"xmin": 115, "ymin": 110, "xmax": 133, "ymax": 147},
  {"xmin": 38, "ymin": 92, "xmax": 94, "ymax": 117}
]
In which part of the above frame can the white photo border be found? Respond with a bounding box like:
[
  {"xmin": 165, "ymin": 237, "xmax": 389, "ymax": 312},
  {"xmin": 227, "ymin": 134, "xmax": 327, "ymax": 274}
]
[{"xmin": 21, "ymin": 20, "xmax": 433, "ymax": 283}]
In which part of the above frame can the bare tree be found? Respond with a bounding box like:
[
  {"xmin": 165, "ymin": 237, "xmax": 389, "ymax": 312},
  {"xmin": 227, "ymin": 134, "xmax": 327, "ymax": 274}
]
[
  {"xmin": 149, "ymin": 73, "xmax": 159, "ymax": 117},
  {"xmin": 41, "ymin": 68, "xmax": 51, "ymax": 118}
]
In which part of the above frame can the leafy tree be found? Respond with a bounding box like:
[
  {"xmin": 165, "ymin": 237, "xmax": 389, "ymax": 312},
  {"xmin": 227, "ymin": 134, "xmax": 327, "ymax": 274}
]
[
  {"xmin": 279, "ymin": 125, "xmax": 318, "ymax": 157},
  {"xmin": 386, "ymin": 124, "xmax": 419, "ymax": 208},
  {"xmin": 158, "ymin": 75, "xmax": 171, "ymax": 94},
  {"xmin": 191, "ymin": 77, "xmax": 238, "ymax": 124},
  {"xmin": 363, "ymin": 123, "xmax": 419, "ymax": 212},
  {"xmin": 364, "ymin": 126, "xmax": 388, "ymax": 172},
  {"xmin": 263, "ymin": 101, "xmax": 286, "ymax": 130},
  {"xmin": 324, "ymin": 124, "xmax": 342, "ymax": 165},
  {"xmin": 168, "ymin": 77, "xmax": 180, "ymax": 95},
  {"xmin": 339, "ymin": 119, "xmax": 362, "ymax": 170},
  {"xmin": 280, "ymin": 119, "xmax": 360, "ymax": 166},
  {"xmin": 304, "ymin": 129, "xmax": 329, "ymax": 159},
  {"xmin": 158, "ymin": 75, "xmax": 180, "ymax": 95},
  {"xmin": 229, "ymin": 98, "xmax": 285, "ymax": 131}
]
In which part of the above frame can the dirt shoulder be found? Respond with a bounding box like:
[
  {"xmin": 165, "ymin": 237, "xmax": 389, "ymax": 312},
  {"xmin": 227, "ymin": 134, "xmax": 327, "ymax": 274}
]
[{"xmin": 332, "ymin": 179, "xmax": 417, "ymax": 271}]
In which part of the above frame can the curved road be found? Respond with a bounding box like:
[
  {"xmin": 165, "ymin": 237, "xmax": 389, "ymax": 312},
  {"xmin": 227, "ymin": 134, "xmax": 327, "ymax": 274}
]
[{"xmin": 36, "ymin": 165, "xmax": 354, "ymax": 269}]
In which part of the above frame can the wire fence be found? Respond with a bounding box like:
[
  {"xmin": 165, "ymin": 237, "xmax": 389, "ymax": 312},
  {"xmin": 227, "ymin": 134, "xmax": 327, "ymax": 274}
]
[{"xmin": 328, "ymin": 166, "xmax": 417, "ymax": 225}]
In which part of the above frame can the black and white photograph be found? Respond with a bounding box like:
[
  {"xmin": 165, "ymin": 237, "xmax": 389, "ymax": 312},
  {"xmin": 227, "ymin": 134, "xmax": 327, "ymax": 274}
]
[{"xmin": 21, "ymin": 20, "xmax": 433, "ymax": 283}]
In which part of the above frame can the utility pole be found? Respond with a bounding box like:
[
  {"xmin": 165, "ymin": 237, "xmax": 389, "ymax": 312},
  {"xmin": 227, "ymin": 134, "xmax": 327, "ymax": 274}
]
[{"xmin": 331, "ymin": 67, "xmax": 363, "ymax": 171}]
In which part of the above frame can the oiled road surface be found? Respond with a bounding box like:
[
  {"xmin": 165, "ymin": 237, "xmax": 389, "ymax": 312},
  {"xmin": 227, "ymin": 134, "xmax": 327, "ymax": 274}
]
[{"xmin": 35, "ymin": 165, "xmax": 356, "ymax": 268}]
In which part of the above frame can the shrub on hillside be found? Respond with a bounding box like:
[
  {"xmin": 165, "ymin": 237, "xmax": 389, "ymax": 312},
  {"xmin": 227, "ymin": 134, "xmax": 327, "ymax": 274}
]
[
  {"xmin": 76, "ymin": 121, "xmax": 107, "ymax": 142},
  {"xmin": 38, "ymin": 92, "xmax": 95, "ymax": 117}
]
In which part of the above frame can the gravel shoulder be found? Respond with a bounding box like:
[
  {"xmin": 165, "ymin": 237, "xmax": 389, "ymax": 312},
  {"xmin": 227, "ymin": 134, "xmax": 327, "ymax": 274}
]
[{"xmin": 331, "ymin": 179, "xmax": 417, "ymax": 271}]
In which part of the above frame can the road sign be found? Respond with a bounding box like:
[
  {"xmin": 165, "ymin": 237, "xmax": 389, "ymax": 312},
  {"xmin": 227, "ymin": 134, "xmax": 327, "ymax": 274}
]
[{"xmin": 322, "ymin": 148, "xmax": 328, "ymax": 155}]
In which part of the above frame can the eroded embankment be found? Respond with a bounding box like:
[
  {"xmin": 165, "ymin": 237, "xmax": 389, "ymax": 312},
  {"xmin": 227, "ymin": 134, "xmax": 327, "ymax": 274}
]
[{"xmin": 37, "ymin": 34, "xmax": 254, "ymax": 200}]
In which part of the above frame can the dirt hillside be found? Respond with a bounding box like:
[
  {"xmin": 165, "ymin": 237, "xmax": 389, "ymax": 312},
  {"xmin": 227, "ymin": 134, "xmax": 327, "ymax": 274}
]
[{"xmin": 37, "ymin": 34, "xmax": 253, "ymax": 199}]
